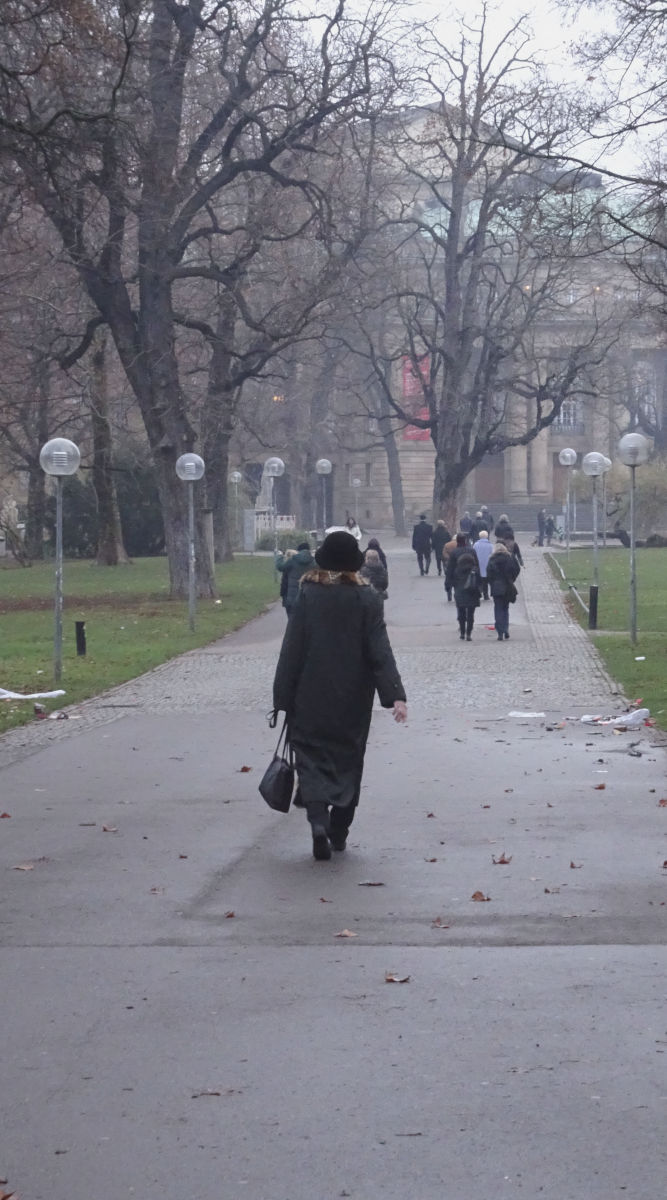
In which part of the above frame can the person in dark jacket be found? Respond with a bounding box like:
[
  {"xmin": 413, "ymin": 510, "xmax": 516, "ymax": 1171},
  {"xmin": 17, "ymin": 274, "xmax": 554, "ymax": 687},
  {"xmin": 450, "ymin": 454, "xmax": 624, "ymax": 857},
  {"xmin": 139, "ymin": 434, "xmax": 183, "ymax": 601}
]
[
  {"xmin": 445, "ymin": 535, "xmax": 481, "ymax": 640},
  {"xmin": 273, "ymin": 531, "xmax": 407, "ymax": 860},
  {"xmin": 469, "ymin": 511, "xmax": 484, "ymax": 542},
  {"xmin": 431, "ymin": 519, "xmax": 452, "ymax": 576},
  {"xmin": 276, "ymin": 542, "xmax": 314, "ymax": 616},
  {"xmin": 487, "ymin": 542, "xmax": 520, "ymax": 640},
  {"xmin": 480, "ymin": 505, "xmax": 493, "ymax": 534},
  {"xmin": 360, "ymin": 548, "xmax": 388, "ymax": 598},
  {"xmin": 459, "ymin": 511, "xmax": 472, "ymax": 535},
  {"xmin": 365, "ymin": 537, "xmax": 388, "ymax": 572},
  {"xmin": 412, "ymin": 514, "xmax": 433, "ymax": 575},
  {"xmin": 442, "ymin": 533, "xmax": 457, "ymax": 601},
  {"xmin": 545, "ymin": 514, "xmax": 556, "ymax": 545},
  {"xmin": 278, "ymin": 548, "xmax": 297, "ymax": 611},
  {"xmin": 494, "ymin": 513, "xmax": 514, "ymax": 541}
]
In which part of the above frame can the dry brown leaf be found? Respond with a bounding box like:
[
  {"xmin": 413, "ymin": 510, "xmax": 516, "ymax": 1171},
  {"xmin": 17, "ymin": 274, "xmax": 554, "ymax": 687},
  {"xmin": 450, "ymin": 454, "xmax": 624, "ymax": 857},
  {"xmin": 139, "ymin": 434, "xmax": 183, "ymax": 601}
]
[
  {"xmin": 224, "ymin": 910, "xmax": 235, "ymax": 918},
  {"xmin": 102, "ymin": 824, "xmax": 118, "ymax": 833},
  {"xmin": 426, "ymin": 812, "xmax": 435, "ymax": 818},
  {"xmin": 149, "ymin": 886, "xmax": 164, "ymax": 894},
  {"xmin": 12, "ymin": 863, "xmax": 35, "ymax": 871},
  {"xmin": 319, "ymin": 897, "xmax": 332, "ymax": 903},
  {"xmin": 504, "ymin": 788, "xmax": 513, "ymax": 793},
  {"xmin": 492, "ymin": 853, "xmax": 512, "ymax": 865},
  {"xmin": 659, "ymin": 799, "xmax": 667, "ymax": 807},
  {"xmin": 179, "ymin": 854, "xmax": 188, "ymax": 859},
  {"xmin": 424, "ymin": 857, "xmax": 437, "ymax": 863},
  {"xmin": 0, "ymin": 812, "xmax": 11, "ymax": 818},
  {"xmin": 358, "ymin": 881, "xmax": 385, "ymax": 887},
  {"xmin": 334, "ymin": 929, "xmax": 358, "ymax": 938},
  {"xmin": 662, "ymin": 861, "xmax": 667, "ymax": 870},
  {"xmin": 192, "ymin": 1090, "xmax": 221, "ymax": 1098},
  {"xmin": 593, "ymin": 783, "xmax": 606, "ymax": 791},
  {"xmin": 239, "ymin": 765, "xmax": 252, "ymax": 773},
  {"xmin": 482, "ymin": 804, "xmax": 491, "ymax": 809},
  {"xmin": 385, "ymin": 972, "xmax": 410, "ymax": 983},
  {"xmin": 570, "ymin": 861, "xmax": 583, "ymax": 869},
  {"xmin": 431, "ymin": 917, "xmax": 450, "ymax": 928},
  {"xmin": 471, "ymin": 890, "xmax": 490, "ymax": 902}
]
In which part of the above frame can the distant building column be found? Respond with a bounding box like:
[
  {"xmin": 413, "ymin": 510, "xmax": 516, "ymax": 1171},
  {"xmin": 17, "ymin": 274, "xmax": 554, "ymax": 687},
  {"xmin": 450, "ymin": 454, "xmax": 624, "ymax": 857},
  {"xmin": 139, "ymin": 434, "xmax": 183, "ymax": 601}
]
[
  {"xmin": 529, "ymin": 431, "xmax": 550, "ymax": 497},
  {"xmin": 507, "ymin": 443, "xmax": 528, "ymax": 499}
]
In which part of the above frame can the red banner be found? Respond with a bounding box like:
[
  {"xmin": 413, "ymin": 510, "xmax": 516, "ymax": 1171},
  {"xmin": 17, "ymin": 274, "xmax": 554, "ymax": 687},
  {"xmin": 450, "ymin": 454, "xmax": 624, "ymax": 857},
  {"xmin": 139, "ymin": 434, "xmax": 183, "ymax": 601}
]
[{"xmin": 401, "ymin": 356, "xmax": 431, "ymax": 441}]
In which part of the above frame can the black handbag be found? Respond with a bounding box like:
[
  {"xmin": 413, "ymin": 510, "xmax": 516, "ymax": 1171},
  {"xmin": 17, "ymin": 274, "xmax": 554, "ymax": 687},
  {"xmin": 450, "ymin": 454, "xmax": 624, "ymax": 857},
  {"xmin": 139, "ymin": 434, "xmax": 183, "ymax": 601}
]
[{"xmin": 258, "ymin": 715, "xmax": 295, "ymax": 813}]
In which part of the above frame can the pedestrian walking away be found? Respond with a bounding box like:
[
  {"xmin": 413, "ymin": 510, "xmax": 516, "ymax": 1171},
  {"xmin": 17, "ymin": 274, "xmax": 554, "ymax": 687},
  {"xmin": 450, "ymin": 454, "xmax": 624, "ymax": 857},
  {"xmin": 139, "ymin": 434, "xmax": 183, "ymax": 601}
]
[
  {"xmin": 494, "ymin": 513, "xmax": 514, "ymax": 542},
  {"xmin": 545, "ymin": 514, "xmax": 556, "ymax": 546},
  {"xmin": 431, "ymin": 519, "xmax": 451, "ymax": 576},
  {"xmin": 472, "ymin": 530, "xmax": 493, "ymax": 600},
  {"xmin": 442, "ymin": 532, "xmax": 457, "ymax": 600},
  {"xmin": 277, "ymin": 547, "xmax": 296, "ymax": 612},
  {"xmin": 275, "ymin": 541, "xmax": 315, "ymax": 617},
  {"xmin": 445, "ymin": 535, "xmax": 481, "ymax": 640},
  {"xmin": 412, "ymin": 514, "xmax": 433, "ymax": 575},
  {"xmin": 360, "ymin": 548, "xmax": 388, "ymax": 599},
  {"xmin": 459, "ymin": 511, "xmax": 472, "ymax": 535},
  {"xmin": 365, "ymin": 537, "xmax": 388, "ymax": 572},
  {"xmin": 273, "ymin": 531, "xmax": 407, "ymax": 861},
  {"xmin": 469, "ymin": 511, "xmax": 484, "ymax": 542},
  {"xmin": 537, "ymin": 507, "xmax": 546, "ymax": 547},
  {"xmin": 487, "ymin": 542, "xmax": 520, "ymax": 640}
]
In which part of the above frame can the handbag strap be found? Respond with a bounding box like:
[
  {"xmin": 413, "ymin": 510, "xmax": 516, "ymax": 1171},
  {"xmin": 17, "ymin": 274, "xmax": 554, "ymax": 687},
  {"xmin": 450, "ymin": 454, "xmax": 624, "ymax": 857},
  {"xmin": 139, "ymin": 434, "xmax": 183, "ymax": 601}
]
[{"xmin": 273, "ymin": 714, "xmax": 294, "ymax": 764}]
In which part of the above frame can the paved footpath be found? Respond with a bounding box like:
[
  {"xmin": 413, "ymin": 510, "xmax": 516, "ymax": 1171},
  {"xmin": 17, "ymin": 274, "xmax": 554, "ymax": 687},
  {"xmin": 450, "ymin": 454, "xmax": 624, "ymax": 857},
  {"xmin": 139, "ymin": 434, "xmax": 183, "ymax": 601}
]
[{"xmin": 1, "ymin": 543, "xmax": 666, "ymax": 1200}]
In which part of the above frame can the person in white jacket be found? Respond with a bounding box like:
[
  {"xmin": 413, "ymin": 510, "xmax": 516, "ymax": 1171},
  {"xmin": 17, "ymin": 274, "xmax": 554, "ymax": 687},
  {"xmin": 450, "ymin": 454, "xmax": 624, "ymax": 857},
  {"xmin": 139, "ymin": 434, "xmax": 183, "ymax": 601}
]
[{"xmin": 472, "ymin": 530, "xmax": 494, "ymax": 600}]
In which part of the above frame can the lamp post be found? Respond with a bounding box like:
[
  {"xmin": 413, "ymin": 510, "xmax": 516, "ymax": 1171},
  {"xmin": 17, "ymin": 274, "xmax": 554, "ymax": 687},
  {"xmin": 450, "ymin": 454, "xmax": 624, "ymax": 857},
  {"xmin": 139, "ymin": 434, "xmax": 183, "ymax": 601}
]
[
  {"xmin": 264, "ymin": 456, "xmax": 285, "ymax": 553},
  {"xmin": 175, "ymin": 453, "xmax": 205, "ymax": 632},
  {"xmin": 315, "ymin": 458, "xmax": 332, "ymax": 531},
  {"xmin": 601, "ymin": 456, "xmax": 612, "ymax": 547},
  {"xmin": 39, "ymin": 437, "xmax": 81, "ymax": 685},
  {"xmin": 230, "ymin": 470, "xmax": 242, "ymax": 549},
  {"xmin": 352, "ymin": 476, "xmax": 362, "ymax": 523},
  {"xmin": 558, "ymin": 447, "xmax": 577, "ymax": 558},
  {"xmin": 618, "ymin": 432, "xmax": 650, "ymax": 645},
  {"xmin": 582, "ymin": 451, "xmax": 606, "ymax": 591}
]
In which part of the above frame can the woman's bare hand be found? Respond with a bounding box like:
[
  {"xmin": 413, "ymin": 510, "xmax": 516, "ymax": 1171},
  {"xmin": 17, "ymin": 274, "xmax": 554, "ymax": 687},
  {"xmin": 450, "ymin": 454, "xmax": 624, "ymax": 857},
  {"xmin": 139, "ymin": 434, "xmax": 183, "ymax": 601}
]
[{"xmin": 393, "ymin": 700, "xmax": 408, "ymax": 723}]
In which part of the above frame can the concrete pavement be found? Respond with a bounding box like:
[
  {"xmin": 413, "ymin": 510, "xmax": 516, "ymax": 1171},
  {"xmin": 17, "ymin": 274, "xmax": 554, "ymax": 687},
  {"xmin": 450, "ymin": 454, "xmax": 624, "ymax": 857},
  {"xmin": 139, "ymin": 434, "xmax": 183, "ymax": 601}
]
[{"xmin": 2, "ymin": 542, "xmax": 666, "ymax": 1200}]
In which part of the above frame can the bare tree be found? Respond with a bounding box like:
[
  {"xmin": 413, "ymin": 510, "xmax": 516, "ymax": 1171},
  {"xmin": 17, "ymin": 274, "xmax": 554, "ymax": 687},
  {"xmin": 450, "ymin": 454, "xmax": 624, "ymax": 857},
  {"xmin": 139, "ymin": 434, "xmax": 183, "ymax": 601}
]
[{"xmin": 0, "ymin": 0, "xmax": 403, "ymax": 594}]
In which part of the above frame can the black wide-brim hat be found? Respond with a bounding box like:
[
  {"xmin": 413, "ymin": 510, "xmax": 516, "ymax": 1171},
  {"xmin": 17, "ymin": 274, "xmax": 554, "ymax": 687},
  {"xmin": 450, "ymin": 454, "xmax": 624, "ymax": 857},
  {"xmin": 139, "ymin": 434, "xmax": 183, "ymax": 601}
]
[{"xmin": 315, "ymin": 530, "xmax": 364, "ymax": 572}]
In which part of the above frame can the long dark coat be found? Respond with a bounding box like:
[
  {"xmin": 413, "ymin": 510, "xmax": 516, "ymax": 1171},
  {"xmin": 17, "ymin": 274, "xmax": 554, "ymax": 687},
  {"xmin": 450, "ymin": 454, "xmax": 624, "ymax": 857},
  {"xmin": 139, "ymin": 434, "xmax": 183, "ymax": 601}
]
[
  {"xmin": 448, "ymin": 550, "xmax": 482, "ymax": 608},
  {"xmin": 273, "ymin": 572, "xmax": 406, "ymax": 810},
  {"xmin": 487, "ymin": 552, "xmax": 520, "ymax": 598}
]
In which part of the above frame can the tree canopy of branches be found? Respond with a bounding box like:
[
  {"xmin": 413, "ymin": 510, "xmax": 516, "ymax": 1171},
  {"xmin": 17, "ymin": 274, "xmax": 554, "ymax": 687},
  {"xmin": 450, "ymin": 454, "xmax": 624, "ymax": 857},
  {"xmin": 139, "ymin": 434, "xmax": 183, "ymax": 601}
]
[{"xmin": 0, "ymin": 0, "xmax": 402, "ymax": 593}]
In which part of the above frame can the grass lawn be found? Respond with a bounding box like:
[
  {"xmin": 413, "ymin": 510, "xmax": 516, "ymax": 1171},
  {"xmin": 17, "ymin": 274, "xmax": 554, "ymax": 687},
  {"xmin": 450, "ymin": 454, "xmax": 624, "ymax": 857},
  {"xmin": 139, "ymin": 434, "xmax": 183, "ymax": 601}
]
[
  {"xmin": 0, "ymin": 555, "xmax": 278, "ymax": 735},
  {"xmin": 548, "ymin": 546, "xmax": 667, "ymax": 728}
]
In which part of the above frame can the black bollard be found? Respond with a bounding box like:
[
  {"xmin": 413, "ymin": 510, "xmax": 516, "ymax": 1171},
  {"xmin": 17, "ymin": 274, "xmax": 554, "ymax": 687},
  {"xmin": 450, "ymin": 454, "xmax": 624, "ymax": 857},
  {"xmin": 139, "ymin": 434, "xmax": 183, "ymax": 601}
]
[
  {"xmin": 75, "ymin": 620, "xmax": 87, "ymax": 656},
  {"xmin": 588, "ymin": 585, "xmax": 598, "ymax": 631}
]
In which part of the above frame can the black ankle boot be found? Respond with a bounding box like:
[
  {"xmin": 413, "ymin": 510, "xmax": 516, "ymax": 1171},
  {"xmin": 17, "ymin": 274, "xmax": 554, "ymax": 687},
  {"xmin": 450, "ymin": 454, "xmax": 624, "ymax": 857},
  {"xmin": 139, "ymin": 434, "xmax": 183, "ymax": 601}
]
[{"xmin": 311, "ymin": 825, "xmax": 331, "ymax": 860}]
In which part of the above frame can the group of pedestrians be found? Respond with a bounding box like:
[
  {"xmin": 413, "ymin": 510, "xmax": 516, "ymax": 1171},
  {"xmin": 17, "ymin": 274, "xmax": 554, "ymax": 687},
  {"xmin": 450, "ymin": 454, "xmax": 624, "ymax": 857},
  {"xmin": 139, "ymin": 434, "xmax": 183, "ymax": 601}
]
[{"xmin": 412, "ymin": 508, "xmax": 523, "ymax": 643}]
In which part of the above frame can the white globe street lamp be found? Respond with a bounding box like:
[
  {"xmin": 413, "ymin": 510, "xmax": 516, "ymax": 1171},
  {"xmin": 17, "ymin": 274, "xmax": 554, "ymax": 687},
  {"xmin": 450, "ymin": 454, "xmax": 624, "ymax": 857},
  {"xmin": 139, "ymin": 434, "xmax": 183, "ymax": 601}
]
[
  {"xmin": 558, "ymin": 448, "xmax": 577, "ymax": 557},
  {"xmin": 263, "ymin": 456, "xmax": 285, "ymax": 553},
  {"xmin": 582, "ymin": 451, "xmax": 606, "ymax": 589},
  {"xmin": 175, "ymin": 453, "xmax": 206, "ymax": 632},
  {"xmin": 315, "ymin": 458, "xmax": 332, "ymax": 530},
  {"xmin": 619, "ymin": 432, "xmax": 650, "ymax": 644},
  {"xmin": 39, "ymin": 438, "xmax": 81, "ymax": 685}
]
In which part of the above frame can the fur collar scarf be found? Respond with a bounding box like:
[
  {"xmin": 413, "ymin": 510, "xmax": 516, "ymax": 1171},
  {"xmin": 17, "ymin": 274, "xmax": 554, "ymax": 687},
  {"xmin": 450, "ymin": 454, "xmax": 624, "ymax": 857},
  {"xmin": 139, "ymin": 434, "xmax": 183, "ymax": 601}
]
[{"xmin": 301, "ymin": 568, "xmax": 368, "ymax": 587}]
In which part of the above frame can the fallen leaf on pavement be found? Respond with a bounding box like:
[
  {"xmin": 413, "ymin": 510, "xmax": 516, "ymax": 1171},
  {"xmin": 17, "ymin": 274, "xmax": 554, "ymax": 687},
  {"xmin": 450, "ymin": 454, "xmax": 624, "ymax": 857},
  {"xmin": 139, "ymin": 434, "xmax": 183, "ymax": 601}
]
[
  {"xmin": 0, "ymin": 812, "xmax": 11, "ymax": 818},
  {"xmin": 385, "ymin": 972, "xmax": 410, "ymax": 983},
  {"xmin": 492, "ymin": 853, "xmax": 512, "ymax": 865},
  {"xmin": 179, "ymin": 854, "xmax": 188, "ymax": 859},
  {"xmin": 593, "ymin": 783, "xmax": 606, "ymax": 791},
  {"xmin": 504, "ymin": 788, "xmax": 513, "ymax": 793},
  {"xmin": 482, "ymin": 804, "xmax": 491, "ymax": 809},
  {"xmin": 570, "ymin": 861, "xmax": 583, "ymax": 869},
  {"xmin": 319, "ymin": 897, "xmax": 332, "ymax": 902},
  {"xmin": 12, "ymin": 863, "xmax": 35, "ymax": 871},
  {"xmin": 424, "ymin": 857, "xmax": 437, "ymax": 863},
  {"xmin": 335, "ymin": 929, "xmax": 358, "ymax": 938},
  {"xmin": 431, "ymin": 917, "xmax": 450, "ymax": 928},
  {"xmin": 102, "ymin": 824, "xmax": 118, "ymax": 833},
  {"xmin": 358, "ymin": 881, "xmax": 385, "ymax": 887},
  {"xmin": 426, "ymin": 812, "xmax": 435, "ymax": 818},
  {"xmin": 659, "ymin": 799, "xmax": 667, "ymax": 807},
  {"xmin": 149, "ymin": 886, "xmax": 164, "ymax": 894},
  {"xmin": 192, "ymin": 1090, "xmax": 222, "ymax": 1098},
  {"xmin": 224, "ymin": 910, "xmax": 235, "ymax": 918},
  {"xmin": 471, "ymin": 890, "xmax": 490, "ymax": 902},
  {"xmin": 239, "ymin": 766, "xmax": 252, "ymax": 773}
]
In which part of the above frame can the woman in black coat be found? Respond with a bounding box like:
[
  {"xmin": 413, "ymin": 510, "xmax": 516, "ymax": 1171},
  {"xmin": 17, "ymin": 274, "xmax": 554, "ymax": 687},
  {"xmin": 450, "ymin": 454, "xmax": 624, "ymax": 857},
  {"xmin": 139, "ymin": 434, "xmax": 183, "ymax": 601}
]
[
  {"xmin": 273, "ymin": 531, "xmax": 407, "ymax": 860},
  {"xmin": 487, "ymin": 542, "xmax": 520, "ymax": 640},
  {"xmin": 446, "ymin": 546, "xmax": 482, "ymax": 640}
]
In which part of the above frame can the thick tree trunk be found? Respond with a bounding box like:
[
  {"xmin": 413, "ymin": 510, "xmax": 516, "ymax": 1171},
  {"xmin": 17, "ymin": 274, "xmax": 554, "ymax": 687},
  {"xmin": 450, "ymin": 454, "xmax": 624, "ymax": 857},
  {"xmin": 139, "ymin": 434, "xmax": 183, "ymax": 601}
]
[{"xmin": 91, "ymin": 333, "xmax": 130, "ymax": 566}]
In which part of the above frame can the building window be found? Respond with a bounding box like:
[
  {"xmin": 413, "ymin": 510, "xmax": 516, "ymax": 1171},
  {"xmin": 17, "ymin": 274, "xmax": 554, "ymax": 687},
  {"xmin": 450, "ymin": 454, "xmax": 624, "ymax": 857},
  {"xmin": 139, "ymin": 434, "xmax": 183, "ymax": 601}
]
[
  {"xmin": 554, "ymin": 400, "xmax": 580, "ymax": 429},
  {"xmin": 365, "ymin": 461, "xmax": 373, "ymax": 487}
]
